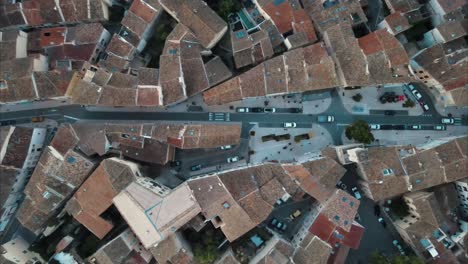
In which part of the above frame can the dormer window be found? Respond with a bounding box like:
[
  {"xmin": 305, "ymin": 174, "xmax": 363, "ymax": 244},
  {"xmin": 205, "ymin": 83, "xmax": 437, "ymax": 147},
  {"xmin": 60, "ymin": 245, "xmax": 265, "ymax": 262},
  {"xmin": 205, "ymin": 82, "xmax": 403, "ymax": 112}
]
[{"xmin": 382, "ymin": 168, "xmax": 393, "ymax": 176}]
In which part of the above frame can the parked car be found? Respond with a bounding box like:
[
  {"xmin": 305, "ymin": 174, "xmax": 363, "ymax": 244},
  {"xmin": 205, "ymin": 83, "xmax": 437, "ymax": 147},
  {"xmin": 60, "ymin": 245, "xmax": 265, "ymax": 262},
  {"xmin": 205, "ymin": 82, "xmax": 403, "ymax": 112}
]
[
  {"xmin": 170, "ymin": 160, "xmax": 181, "ymax": 167},
  {"xmin": 190, "ymin": 164, "xmax": 202, "ymax": 171},
  {"xmin": 275, "ymin": 197, "xmax": 288, "ymax": 206},
  {"xmin": 411, "ymin": 89, "xmax": 423, "ymax": 100},
  {"xmin": 251, "ymin": 107, "xmax": 264, "ymax": 112},
  {"xmin": 378, "ymin": 217, "xmax": 387, "ymax": 228},
  {"xmin": 289, "ymin": 108, "xmax": 302, "ymax": 113},
  {"xmin": 355, "ymin": 213, "xmax": 361, "ymax": 221},
  {"xmin": 264, "ymin": 107, "xmax": 276, "ymax": 113},
  {"xmin": 434, "ymin": 125, "xmax": 446, "ymax": 130},
  {"xmin": 408, "ymin": 125, "xmax": 421, "ymax": 130},
  {"xmin": 269, "ymin": 218, "xmax": 279, "ymax": 228},
  {"xmin": 31, "ymin": 116, "xmax": 44, "ymax": 122},
  {"xmin": 290, "ymin": 210, "xmax": 302, "ymax": 220},
  {"xmin": 384, "ymin": 110, "xmax": 396, "ymax": 116},
  {"xmin": 369, "ymin": 124, "xmax": 381, "ymax": 130},
  {"xmin": 407, "ymin": 84, "xmax": 416, "ymax": 91},
  {"xmin": 374, "ymin": 205, "xmax": 381, "ymax": 216},
  {"xmin": 441, "ymin": 118, "xmax": 454, "ymax": 124},
  {"xmin": 220, "ymin": 145, "xmax": 232, "ymax": 150},
  {"xmin": 351, "ymin": 187, "xmax": 362, "ymax": 200},
  {"xmin": 227, "ymin": 156, "xmax": 240, "ymax": 163},
  {"xmin": 336, "ymin": 180, "xmax": 347, "ymax": 190},
  {"xmin": 280, "ymin": 223, "xmax": 287, "ymax": 232},
  {"xmin": 284, "ymin": 122, "xmax": 297, "ymax": 128},
  {"xmin": 317, "ymin": 115, "xmax": 334, "ymax": 123},
  {"xmin": 236, "ymin": 107, "xmax": 249, "ymax": 113},
  {"xmin": 393, "ymin": 240, "xmax": 406, "ymax": 255}
]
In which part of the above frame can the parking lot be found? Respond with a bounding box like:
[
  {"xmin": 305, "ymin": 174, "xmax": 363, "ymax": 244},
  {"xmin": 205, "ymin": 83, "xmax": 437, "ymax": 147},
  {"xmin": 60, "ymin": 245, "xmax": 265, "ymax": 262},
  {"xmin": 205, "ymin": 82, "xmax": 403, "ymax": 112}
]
[
  {"xmin": 340, "ymin": 85, "xmax": 425, "ymax": 116},
  {"xmin": 263, "ymin": 198, "xmax": 314, "ymax": 241}
]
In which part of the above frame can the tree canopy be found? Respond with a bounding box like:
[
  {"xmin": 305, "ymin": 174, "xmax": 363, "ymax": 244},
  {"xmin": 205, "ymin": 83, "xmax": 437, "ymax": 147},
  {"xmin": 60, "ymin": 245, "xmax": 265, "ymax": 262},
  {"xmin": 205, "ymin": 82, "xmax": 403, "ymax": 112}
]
[
  {"xmin": 345, "ymin": 120, "xmax": 375, "ymax": 144},
  {"xmin": 370, "ymin": 251, "xmax": 424, "ymax": 264}
]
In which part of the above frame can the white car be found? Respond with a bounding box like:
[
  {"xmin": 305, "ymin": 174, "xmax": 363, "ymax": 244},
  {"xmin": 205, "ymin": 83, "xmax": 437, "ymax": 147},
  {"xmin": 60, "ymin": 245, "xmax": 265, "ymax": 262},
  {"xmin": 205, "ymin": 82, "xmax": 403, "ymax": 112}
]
[
  {"xmin": 264, "ymin": 107, "xmax": 276, "ymax": 113},
  {"xmin": 284, "ymin": 122, "xmax": 297, "ymax": 128},
  {"xmin": 227, "ymin": 156, "xmax": 240, "ymax": 163},
  {"xmin": 220, "ymin": 145, "xmax": 232, "ymax": 150},
  {"xmin": 407, "ymin": 84, "xmax": 416, "ymax": 91},
  {"xmin": 369, "ymin": 124, "xmax": 381, "ymax": 130},
  {"xmin": 351, "ymin": 187, "xmax": 362, "ymax": 200},
  {"xmin": 411, "ymin": 90, "xmax": 422, "ymax": 100},
  {"xmin": 422, "ymin": 103, "xmax": 429, "ymax": 111},
  {"xmin": 237, "ymin": 107, "xmax": 249, "ymax": 113},
  {"xmin": 441, "ymin": 118, "xmax": 454, "ymax": 124}
]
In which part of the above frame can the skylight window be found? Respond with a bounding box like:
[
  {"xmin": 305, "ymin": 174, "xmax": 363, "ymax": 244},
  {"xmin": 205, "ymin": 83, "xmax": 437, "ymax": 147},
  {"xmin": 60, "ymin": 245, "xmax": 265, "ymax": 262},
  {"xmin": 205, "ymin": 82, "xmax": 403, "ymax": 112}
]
[{"xmin": 382, "ymin": 168, "xmax": 394, "ymax": 176}]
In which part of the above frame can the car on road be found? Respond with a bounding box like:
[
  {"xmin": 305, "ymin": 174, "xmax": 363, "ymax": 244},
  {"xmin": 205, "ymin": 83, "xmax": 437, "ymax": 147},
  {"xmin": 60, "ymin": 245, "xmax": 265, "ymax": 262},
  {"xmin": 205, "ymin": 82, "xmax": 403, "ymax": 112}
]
[
  {"xmin": 317, "ymin": 115, "xmax": 334, "ymax": 123},
  {"xmin": 422, "ymin": 103, "xmax": 429, "ymax": 111},
  {"xmin": 384, "ymin": 110, "xmax": 396, "ymax": 116},
  {"xmin": 441, "ymin": 118, "xmax": 454, "ymax": 124},
  {"xmin": 264, "ymin": 107, "xmax": 276, "ymax": 113},
  {"xmin": 378, "ymin": 217, "xmax": 387, "ymax": 228},
  {"xmin": 289, "ymin": 108, "xmax": 302, "ymax": 113},
  {"xmin": 190, "ymin": 164, "xmax": 202, "ymax": 171},
  {"xmin": 374, "ymin": 205, "xmax": 381, "ymax": 216},
  {"xmin": 227, "ymin": 156, "xmax": 240, "ymax": 163},
  {"xmin": 289, "ymin": 210, "xmax": 302, "ymax": 220},
  {"xmin": 408, "ymin": 125, "xmax": 421, "ymax": 130},
  {"xmin": 411, "ymin": 89, "xmax": 423, "ymax": 100},
  {"xmin": 351, "ymin": 187, "xmax": 362, "ymax": 200},
  {"xmin": 251, "ymin": 107, "xmax": 263, "ymax": 112},
  {"xmin": 220, "ymin": 145, "xmax": 232, "ymax": 150},
  {"xmin": 369, "ymin": 124, "xmax": 381, "ymax": 130},
  {"xmin": 236, "ymin": 107, "xmax": 249, "ymax": 113},
  {"xmin": 407, "ymin": 84, "xmax": 416, "ymax": 91},
  {"xmin": 434, "ymin": 125, "xmax": 446, "ymax": 130},
  {"xmin": 283, "ymin": 122, "xmax": 297, "ymax": 128}
]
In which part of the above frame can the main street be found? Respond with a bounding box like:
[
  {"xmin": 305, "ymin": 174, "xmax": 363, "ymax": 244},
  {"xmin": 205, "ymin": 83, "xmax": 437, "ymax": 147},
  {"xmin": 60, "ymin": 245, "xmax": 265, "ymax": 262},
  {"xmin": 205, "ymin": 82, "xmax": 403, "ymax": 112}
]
[{"xmin": 1, "ymin": 92, "xmax": 466, "ymax": 146}]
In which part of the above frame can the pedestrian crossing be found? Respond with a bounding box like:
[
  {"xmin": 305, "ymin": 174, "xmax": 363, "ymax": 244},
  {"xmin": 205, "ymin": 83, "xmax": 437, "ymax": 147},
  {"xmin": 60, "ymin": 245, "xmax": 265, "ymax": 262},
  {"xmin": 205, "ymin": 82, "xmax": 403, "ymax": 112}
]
[{"xmin": 208, "ymin": 112, "xmax": 230, "ymax": 122}]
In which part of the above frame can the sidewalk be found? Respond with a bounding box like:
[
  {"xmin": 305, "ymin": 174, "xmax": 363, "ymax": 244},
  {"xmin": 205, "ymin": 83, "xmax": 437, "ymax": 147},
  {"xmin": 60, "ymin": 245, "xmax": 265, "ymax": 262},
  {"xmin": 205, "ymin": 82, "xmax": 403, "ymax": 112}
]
[
  {"xmin": 249, "ymin": 123, "xmax": 333, "ymax": 164},
  {"xmin": 341, "ymin": 126, "xmax": 467, "ymax": 146},
  {"xmin": 339, "ymin": 86, "xmax": 423, "ymax": 116}
]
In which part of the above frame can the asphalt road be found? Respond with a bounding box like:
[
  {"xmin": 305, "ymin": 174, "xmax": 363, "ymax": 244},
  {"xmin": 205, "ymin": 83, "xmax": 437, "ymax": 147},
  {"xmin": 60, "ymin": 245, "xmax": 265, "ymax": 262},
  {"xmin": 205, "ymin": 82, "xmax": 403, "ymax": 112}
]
[{"xmin": 1, "ymin": 87, "xmax": 466, "ymax": 147}]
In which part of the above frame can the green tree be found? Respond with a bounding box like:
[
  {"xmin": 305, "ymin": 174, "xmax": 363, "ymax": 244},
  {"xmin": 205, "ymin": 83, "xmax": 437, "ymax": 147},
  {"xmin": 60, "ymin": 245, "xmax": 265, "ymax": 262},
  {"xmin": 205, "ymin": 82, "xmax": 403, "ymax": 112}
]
[
  {"xmin": 218, "ymin": 0, "xmax": 240, "ymax": 20},
  {"xmin": 345, "ymin": 120, "xmax": 375, "ymax": 144},
  {"xmin": 193, "ymin": 230, "xmax": 219, "ymax": 264},
  {"xmin": 402, "ymin": 99, "xmax": 415, "ymax": 108},
  {"xmin": 370, "ymin": 251, "xmax": 390, "ymax": 264},
  {"xmin": 370, "ymin": 251, "xmax": 424, "ymax": 264},
  {"xmin": 352, "ymin": 93, "xmax": 363, "ymax": 102}
]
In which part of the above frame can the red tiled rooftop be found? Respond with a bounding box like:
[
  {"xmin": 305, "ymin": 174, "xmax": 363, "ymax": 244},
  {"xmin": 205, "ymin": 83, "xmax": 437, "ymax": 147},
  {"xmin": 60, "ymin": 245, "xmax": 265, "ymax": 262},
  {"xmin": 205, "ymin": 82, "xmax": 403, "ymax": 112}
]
[
  {"xmin": 262, "ymin": 1, "xmax": 294, "ymax": 34},
  {"xmin": 292, "ymin": 9, "xmax": 317, "ymax": 43},
  {"xmin": 309, "ymin": 214, "xmax": 364, "ymax": 249},
  {"xmin": 39, "ymin": 27, "xmax": 66, "ymax": 47},
  {"xmin": 358, "ymin": 33, "xmax": 383, "ymax": 55},
  {"xmin": 130, "ymin": 0, "xmax": 160, "ymax": 23}
]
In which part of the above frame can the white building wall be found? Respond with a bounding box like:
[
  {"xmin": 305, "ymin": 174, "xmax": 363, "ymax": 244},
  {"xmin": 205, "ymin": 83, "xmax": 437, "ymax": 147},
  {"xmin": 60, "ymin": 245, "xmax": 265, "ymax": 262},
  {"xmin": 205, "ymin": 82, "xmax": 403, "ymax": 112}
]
[
  {"xmin": 1, "ymin": 236, "xmax": 44, "ymax": 264},
  {"xmin": 455, "ymin": 181, "xmax": 468, "ymax": 219},
  {"xmin": 0, "ymin": 128, "xmax": 46, "ymax": 232}
]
